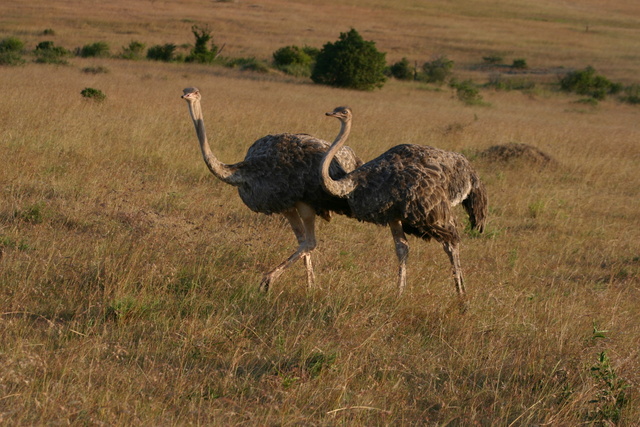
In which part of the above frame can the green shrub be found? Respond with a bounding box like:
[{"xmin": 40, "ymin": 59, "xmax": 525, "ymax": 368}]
[
  {"xmin": 511, "ymin": 58, "xmax": 528, "ymax": 69},
  {"xmin": 0, "ymin": 37, "xmax": 24, "ymax": 53},
  {"xmin": 311, "ymin": 28, "xmax": 387, "ymax": 91},
  {"xmin": 186, "ymin": 25, "xmax": 219, "ymax": 64},
  {"xmin": 560, "ymin": 66, "xmax": 622, "ymax": 100},
  {"xmin": 147, "ymin": 44, "xmax": 177, "ymax": 62},
  {"xmin": 34, "ymin": 41, "xmax": 71, "ymax": 64},
  {"xmin": 272, "ymin": 45, "xmax": 317, "ymax": 77},
  {"xmin": 420, "ymin": 55, "xmax": 454, "ymax": 84},
  {"xmin": 0, "ymin": 51, "xmax": 24, "ymax": 66},
  {"xmin": 78, "ymin": 41, "xmax": 110, "ymax": 58},
  {"xmin": 587, "ymin": 351, "xmax": 629, "ymax": 424},
  {"xmin": 620, "ymin": 84, "xmax": 640, "ymax": 105},
  {"xmin": 450, "ymin": 79, "xmax": 484, "ymax": 105},
  {"xmin": 42, "ymin": 28, "xmax": 55, "ymax": 36},
  {"xmin": 273, "ymin": 45, "xmax": 314, "ymax": 67},
  {"xmin": 81, "ymin": 87, "xmax": 106, "ymax": 102},
  {"xmin": 388, "ymin": 57, "xmax": 414, "ymax": 80},
  {"xmin": 0, "ymin": 37, "xmax": 25, "ymax": 66},
  {"xmin": 120, "ymin": 40, "xmax": 146, "ymax": 60}
]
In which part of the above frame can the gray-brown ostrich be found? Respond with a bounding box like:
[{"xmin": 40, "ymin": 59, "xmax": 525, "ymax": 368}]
[
  {"xmin": 182, "ymin": 88, "xmax": 362, "ymax": 290},
  {"xmin": 321, "ymin": 106, "xmax": 487, "ymax": 298}
]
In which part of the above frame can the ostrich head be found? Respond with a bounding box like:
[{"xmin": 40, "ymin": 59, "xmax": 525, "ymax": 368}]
[
  {"xmin": 326, "ymin": 106, "xmax": 352, "ymax": 123},
  {"xmin": 182, "ymin": 87, "xmax": 201, "ymax": 102}
]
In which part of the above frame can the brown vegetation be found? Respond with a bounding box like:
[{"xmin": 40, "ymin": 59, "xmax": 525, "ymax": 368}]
[{"xmin": 1, "ymin": 0, "xmax": 639, "ymax": 425}]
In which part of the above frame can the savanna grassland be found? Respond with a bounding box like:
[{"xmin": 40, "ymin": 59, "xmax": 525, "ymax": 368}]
[{"xmin": 1, "ymin": 0, "xmax": 640, "ymax": 425}]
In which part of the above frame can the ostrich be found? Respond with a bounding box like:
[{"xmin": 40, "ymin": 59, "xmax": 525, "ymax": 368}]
[
  {"xmin": 181, "ymin": 88, "xmax": 362, "ymax": 290},
  {"xmin": 321, "ymin": 106, "xmax": 487, "ymax": 298}
]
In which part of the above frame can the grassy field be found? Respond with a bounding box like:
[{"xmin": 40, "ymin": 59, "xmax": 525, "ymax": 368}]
[{"xmin": 1, "ymin": 0, "xmax": 640, "ymax": 425}]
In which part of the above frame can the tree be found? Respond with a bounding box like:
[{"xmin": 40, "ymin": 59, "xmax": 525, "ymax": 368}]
[
  {"xmin": 186, "ymin": 25, "xmax": 219, "ymax": 64},
  {"xmin": 421, "ymin": 56, "xmax": 454, "ymax": 84},
  {"xmin": 311, "ymin": 28, "xmax": 386, "ymax": 91}
]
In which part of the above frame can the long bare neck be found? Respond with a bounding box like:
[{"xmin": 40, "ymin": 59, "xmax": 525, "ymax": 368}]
[
  {"xmin": 187, "ymin": 100, "xmax": 241, "ymax": 186},
  {"xmin": 321, "ymin": 119, "xmax": 357, "ymax": 197}
]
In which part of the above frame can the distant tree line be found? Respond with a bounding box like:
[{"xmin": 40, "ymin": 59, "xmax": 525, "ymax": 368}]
[{"xmin": 1, "ymin": 26, "xmax": 639, "ymax": 103}]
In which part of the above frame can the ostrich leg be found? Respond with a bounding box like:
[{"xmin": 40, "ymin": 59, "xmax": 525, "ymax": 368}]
[
  {"xmin": 389, "ymin": 220, "xmax": 409, "ymax": 295},
  {"xmin": 260, "ymin": 202, "xmax": 317, "ymax": 291},
  {"xmin": 442, "ymin": 240, "xmax": 465, "ymax": 296}
]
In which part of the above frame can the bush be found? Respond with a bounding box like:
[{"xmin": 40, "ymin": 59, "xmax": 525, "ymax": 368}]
[
  {"xmin": 0, "ymin": 37, "xmax": 25, "ymax": 65},
  {"xmin": 450, "ymin": 79, "xmax": 484, "ymax": 105},
  {"xmin": 420, "ymin": 55, "xmax": 454, "ymax": 84},
  {"xmin": 272, "ymin": 45, "xmax": 317, "ymax": 77},
  {"xmin": 560, "ymin": 66, "xmax": 622, "ymax": 100},
  {"xmin": 388, "ymin": 57, "xmax": 414, "ymax": 80},
  {"xmin": 186, "ymin": 25, "xmax": 219, "ymax": 64},
  {"xmin": 78, "ymin": 41, "xmax": 110, "ymax": 58},
  {"xmin": 620, "ymin": 84, "xmax": 640, "ymax": 105},
  {"xmin": 0, "ymin": 37, "xmax": 24, "ymax": 53},
  {"xmin": 34, "ymin": 41, "xmax": 71, "ymax": 64},
  {"xmin": 120, "ymin": 40, "xmax": 146, "ymax": 60},
  {"xmin": 311, "ymin": 28, "xmax": 387, "ymax": 91},
  {"xmin": 80, "ymin": 87, "xmax": 106, "ymax": 102},
  {"xmin": 147, "ymin": 44, "xmax": 177, "ymax": 62},
  {"xmin": 511, "ymin": 58, "xmax": 528, "ymax": 69},
  {"xmin": 0, "ymin": 51, "xmax": 24, "ymax": 66}
]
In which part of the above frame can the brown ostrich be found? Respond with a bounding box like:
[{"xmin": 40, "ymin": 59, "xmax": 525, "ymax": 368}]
[
  {"xmin": 182, "ymin": 88, "xmax": 362, "ymax": 290},
  {"xmin": 321, "ymin": 106, "xmax": 487, "ymax": 298}
]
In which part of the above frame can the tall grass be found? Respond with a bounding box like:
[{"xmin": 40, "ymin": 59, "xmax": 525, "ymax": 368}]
[{"xmin": 1, "ymin": 1, "xmax": 639, "ymax": 425}]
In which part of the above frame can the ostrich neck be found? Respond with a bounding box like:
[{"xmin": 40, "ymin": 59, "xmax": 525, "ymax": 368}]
[
  {"xmin": 187, "ymin": 100, "xmax": 241, "ymax": 186},
  {"xmin": 321, "ymin": 120, "xmax": 357, "ymax": 198}
]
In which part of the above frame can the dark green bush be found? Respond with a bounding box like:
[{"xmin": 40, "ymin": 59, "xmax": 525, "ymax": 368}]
[
  {"xmin": 420, "ymin": 55, "xmax": 454, "ymax": 84},
  {"xmin": 81, "ymin": 87, "xmax": 106, "ymax": 102},
  {"xmin": 511, "ymin": 58, "xmax": 528, "ymax": 69},
  {"xmin": 42, "ymin": 28, "xmax": 55, "ymax": 36},
  {"xmin": 120, "ymin": 40, "xmax": 146, "ymax": 60},
  {"xmin": 147, "ymin": 44, "xmax": 177, "ymax": 62},
  {"xmin": 186, "ymin": 25, "xmax": 219, "ymax": 64},
  {"xmin": 0, "ymin": 37, "xmax": 25, "ymax": 65},
  {"xmin": 388, "ymin": 57, "xmax": 414, "ymax": 80},
  {"xmin": 560, "ymin": 66, "xmax": 622, "ymax": 100},
  {"xmin": 34, "ymin": 41, "xmax": 71, "ymax": 64},
  {"xmin": 311, "ymin": 28, "xmax": 387, "ymax": 91},
  {"xmin": 78, "ymin": 41, "xmax": 110, "ymax": 58}
]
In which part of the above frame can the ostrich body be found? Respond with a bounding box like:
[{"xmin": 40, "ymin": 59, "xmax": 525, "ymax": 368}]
[
  {"xmin": 182, "ymin": 88, "xmax": 362, "ymax": 289},
  {"xmin": 321, "ymin": 107, "xmax": 487, "ymax": 297}
]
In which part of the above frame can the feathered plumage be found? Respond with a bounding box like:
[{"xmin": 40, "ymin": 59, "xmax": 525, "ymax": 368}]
[
  {"xmin": 321, "ymin": 106, "xmax": 487, "ymax": 298},
  {"xmin": 182, "ymin": 88, "xmax": 362, "ymax": 289}
]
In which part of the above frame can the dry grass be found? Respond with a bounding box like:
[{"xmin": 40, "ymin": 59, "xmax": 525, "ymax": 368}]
[{"xmin": 1, "ymin": 1, "xmax": 640, "ymax": 425}]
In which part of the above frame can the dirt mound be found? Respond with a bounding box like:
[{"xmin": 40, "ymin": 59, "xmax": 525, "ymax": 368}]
[{"xmin": 479, "ymin": 142, "xmax": 555, "ymax": 166}]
